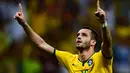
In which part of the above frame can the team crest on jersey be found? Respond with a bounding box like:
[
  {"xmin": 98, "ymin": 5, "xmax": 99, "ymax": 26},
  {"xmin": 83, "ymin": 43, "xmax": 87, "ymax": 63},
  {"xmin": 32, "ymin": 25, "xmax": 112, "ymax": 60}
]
[{"xmin": 88, "ymin": 59, "xmax": 93, "ymax": 66}]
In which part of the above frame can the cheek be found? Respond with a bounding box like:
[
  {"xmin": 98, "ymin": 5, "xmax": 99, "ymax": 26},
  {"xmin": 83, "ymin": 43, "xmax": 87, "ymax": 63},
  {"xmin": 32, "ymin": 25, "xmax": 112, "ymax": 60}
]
[
  {"xmin": 83, "ymin": 37, "xmax": 91, "ymax": 42},
  {"xmin": 82, "ymin": 39, "xmax": 89, "ymax": 45},
  {"xmin": 85, "ymin": 39, "xmax": 92, "ymax": 45}
]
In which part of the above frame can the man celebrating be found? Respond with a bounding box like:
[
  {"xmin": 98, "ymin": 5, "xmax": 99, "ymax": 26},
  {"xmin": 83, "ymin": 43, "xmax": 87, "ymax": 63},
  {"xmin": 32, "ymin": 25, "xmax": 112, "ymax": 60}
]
[{"xmin": 14, "ymin": 0, "xmax": 113, "ymax": 73}]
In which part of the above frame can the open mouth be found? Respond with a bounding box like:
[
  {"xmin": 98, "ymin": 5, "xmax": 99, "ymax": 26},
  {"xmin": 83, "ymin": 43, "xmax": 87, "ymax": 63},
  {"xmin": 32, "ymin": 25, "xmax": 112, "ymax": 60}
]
[{"xmin": 76, "ymin": 40, "xmax": 82, "ymax": 43}]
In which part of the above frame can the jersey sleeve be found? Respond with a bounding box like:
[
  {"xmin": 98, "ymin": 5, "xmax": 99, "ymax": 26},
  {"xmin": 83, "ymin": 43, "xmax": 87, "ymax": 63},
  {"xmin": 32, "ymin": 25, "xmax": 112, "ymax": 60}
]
[
  {"xmin": 96, "ymin": 50, "xmax": 113, "ymax": 65},
  {"xmin": 54, "ymin": 49, "xmax": 74, "ymax": 68}
]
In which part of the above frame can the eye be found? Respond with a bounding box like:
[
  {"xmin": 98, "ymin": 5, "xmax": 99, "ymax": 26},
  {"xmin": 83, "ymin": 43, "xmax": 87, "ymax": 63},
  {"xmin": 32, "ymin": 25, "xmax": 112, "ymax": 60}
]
[
  {"xmin": 77, "ymin": 33, "xmax": 79, "ymax": 37},
  {"xmin": 82, "ymin": 33, "xmax": 87, "ymax": 37}
]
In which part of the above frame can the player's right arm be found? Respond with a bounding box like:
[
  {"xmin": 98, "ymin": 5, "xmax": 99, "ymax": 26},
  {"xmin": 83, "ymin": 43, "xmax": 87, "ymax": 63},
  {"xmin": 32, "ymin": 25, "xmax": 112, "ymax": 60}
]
[{"xmin": 14, "ymin": 3, "xmax": 54, "ymax": 54}]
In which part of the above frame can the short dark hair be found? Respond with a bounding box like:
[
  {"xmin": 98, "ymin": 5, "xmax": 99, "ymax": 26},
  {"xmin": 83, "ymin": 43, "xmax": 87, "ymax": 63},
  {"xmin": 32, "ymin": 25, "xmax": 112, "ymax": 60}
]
[{"xmin": 82, "ymin": 26, "xmax": 99, "ymax": 42}]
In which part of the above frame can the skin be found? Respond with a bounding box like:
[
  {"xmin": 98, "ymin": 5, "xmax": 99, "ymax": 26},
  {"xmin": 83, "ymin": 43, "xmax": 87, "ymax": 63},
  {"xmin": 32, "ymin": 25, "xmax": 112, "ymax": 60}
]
[
  {"xmin": 76, "ymin": 29, "xmax": 96, "ymax": 50},
  {"xmin": 76, "ymin": 29, "xmax": 96, "ymax": 62},
  {"xmin": 14, "ymin": 0, "xmax": 112, "ymax": 63}
]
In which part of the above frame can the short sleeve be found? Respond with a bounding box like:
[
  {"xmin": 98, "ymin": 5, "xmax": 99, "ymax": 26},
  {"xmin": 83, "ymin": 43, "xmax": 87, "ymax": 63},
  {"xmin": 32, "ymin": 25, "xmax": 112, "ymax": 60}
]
[
  {"xmin": 54, "ymin": 49, "xmax": 74, "ymax": 68},
  {"xmin": 96, "ymin": 50, "xmax": 113, "ymax": 65}
]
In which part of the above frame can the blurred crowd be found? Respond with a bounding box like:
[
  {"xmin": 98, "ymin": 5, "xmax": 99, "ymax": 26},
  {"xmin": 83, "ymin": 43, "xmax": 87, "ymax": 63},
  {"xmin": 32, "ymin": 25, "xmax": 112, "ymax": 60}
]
[{"xmin": 0, "ymin": 0, "xmax": 130, "ymax": 73}]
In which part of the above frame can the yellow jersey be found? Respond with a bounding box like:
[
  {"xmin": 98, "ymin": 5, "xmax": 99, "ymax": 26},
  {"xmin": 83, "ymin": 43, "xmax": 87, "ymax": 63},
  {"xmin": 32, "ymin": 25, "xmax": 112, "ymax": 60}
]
[{"xmin": 54, "ymin": 49, "xmax": 113, "ymax": 73}]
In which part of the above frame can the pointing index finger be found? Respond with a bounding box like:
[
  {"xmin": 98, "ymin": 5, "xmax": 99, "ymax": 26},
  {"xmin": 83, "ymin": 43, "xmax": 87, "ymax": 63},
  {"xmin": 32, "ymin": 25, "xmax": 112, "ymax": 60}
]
[
  {"xmin": 97, "ymin": 0, "xmax": 100, "ymax": 9},
  {"xmin": 19, "ymin": 3, "xmax": 23, "ymax": 12}
]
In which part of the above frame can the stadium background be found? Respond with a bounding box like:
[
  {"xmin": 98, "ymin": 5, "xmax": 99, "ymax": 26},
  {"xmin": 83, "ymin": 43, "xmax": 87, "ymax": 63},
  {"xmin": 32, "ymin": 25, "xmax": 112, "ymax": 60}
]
[{"xmin": 0, "ymin": 0, "xmax": 130, "ymax": 73}]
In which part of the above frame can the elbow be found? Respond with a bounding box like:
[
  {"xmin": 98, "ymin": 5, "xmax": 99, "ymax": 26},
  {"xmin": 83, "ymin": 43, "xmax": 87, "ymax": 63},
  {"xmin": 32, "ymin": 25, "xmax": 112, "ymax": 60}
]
[
  {"xmin": 37, "ymin": 43, "xmax": 43, "ymax": 48},
  {"xmin": 37, "ymin": 42, "xmax": 45, "ymax": 49}
]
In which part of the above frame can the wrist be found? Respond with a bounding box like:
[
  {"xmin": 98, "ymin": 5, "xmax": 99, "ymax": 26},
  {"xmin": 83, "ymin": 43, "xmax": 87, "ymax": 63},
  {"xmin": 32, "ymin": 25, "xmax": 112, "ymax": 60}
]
[
  {"xmin": 21, "ymin": 21, "xmax": 28, "ymax": 27},
  {"xmin": 102, "ymin": 21, "xmax": 107, "ymax": 27},
  {"xmin": 99, "ymin": 19, "xmax": 106, "ymax": 24}
]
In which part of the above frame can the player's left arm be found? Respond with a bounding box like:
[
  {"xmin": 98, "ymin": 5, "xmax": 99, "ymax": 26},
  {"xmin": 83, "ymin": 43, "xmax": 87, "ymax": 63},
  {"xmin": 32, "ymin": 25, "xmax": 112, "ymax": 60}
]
[{"xmin": 95, "ymin": 0, "xmax": 112, "ymax": 58}]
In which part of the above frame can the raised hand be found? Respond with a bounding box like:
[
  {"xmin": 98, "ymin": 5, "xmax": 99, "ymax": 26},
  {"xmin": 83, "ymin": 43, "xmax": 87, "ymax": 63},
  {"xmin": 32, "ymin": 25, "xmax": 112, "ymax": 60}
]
[
  {"xmin": 95, "ymin": 0, "xmax": 106, "ymax": 24},
  {"xmin": 14, "ymin": 3, "xmax": 26, "ymax": 25}
]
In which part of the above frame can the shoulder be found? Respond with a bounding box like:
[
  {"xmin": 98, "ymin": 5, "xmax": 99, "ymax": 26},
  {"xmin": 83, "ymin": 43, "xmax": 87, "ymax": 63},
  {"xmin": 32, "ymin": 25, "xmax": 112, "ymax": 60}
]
[
  {"xmin": 94, "ymin": 50, "xmax": 112, "ymax": 59},
  {"xmin": 54, "ymin": 49, "xmax": 76, "ymax": 59},
  {"xmin": 93, "ymin": 50, "xmax": 113, "ymax": 65}
]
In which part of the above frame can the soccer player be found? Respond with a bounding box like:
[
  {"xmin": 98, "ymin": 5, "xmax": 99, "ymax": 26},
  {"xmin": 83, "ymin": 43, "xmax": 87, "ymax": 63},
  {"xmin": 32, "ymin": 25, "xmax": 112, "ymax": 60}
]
[{"xmin": 14, "ymin": 0, "xmax": 113, "ymax": 73}]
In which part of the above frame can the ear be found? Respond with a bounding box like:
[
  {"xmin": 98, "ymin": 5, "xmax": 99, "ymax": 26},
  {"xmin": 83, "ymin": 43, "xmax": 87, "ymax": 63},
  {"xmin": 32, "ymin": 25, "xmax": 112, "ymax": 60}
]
[
  {"xmin": 101, "ymin": 42, "xmax": 103, "ymax": 47},
  {"xmin": 90, "ymin": 40, "xmax": 96, "ymax": 46}
]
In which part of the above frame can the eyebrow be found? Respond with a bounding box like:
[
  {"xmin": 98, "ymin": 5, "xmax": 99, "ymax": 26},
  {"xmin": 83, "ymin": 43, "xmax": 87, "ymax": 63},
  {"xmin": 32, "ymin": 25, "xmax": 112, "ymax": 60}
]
[
  {"xmin": 82, "ymin": 32, "xmax": 87, "ymax": 35},
  {"xmin": 77, "ymin": 32, "xmax": 87, "ymax": 36}
]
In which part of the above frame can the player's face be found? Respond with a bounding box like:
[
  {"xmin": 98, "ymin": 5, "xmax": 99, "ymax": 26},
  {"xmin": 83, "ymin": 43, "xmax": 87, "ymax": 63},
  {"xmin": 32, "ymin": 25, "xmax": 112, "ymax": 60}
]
[{"xmin": 76, "ymin": 29, "xmax": 92, "ymax": 49}]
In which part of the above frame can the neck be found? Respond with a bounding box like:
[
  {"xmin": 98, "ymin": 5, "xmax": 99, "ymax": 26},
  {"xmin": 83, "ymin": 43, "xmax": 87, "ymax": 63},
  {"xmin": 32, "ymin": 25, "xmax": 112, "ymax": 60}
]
[{"xmin": 78, "ymin": 47, "xmax": 94, "ymax": 62}]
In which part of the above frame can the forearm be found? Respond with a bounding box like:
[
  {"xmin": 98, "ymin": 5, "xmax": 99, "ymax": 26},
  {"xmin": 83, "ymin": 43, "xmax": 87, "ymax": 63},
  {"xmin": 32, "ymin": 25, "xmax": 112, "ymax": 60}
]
[
  {"xmin": 101, "ymin": 22, "xmax": 113, "ymax": 57},
  {"xmin": 95, "ymin": 0, "xmax": 112, "ymax": 58},
  {"xmin": 101, "ymin": 22, "xmax": 112, "ymax": 47},
  {"xmin": 21, "ymin": 22, "xmax": 54, "ymax": 54},
  {"xmin": 21, "ymin": 22, "xmax": 45, "ymax": 47},
  {"xmin": 14, "ymin": 3, "xmax": 54, "ymax": 54}
]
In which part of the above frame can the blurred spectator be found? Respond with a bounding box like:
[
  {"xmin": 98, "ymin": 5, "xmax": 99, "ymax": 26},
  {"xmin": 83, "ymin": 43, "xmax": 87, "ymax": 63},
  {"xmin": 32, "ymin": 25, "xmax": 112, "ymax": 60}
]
[
  {"xmin": 1, "ymin": 0, "xmax": 130, "ymax": 73},
  {"xmin": 104, "ymin": 0, "xmax": 116, "ymax": 32},
  {"xmin": 113, "ymin": 26, "xmax": 130, "ymax": 73},
  {"xmin": 23, "ymin": 58, "xmax": 42, "ymax": 73},
  {"xmin": 3, "ymin": 0, "xmax": 27, "ymax": 42},
  {"xmin": 119, "ymin": 0, "xmax": 130, "ymax": 23},
  {"xmin": 78, "ymin": 0, "xmax": 88, "ymax": 17}
]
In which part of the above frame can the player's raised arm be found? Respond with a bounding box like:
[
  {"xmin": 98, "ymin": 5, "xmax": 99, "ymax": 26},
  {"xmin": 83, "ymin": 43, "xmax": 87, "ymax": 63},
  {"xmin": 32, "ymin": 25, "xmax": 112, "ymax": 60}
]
[
  {"xmin": 14, "ymin": 3, "xmax": 54, "ymax": 54},
  {"xmin": 97, "ymin": 0, "xmax": 100, "ymax": 10},
  {"xmin": 95, "ymin": 0, "xmax": 112, "ymax": 58}
]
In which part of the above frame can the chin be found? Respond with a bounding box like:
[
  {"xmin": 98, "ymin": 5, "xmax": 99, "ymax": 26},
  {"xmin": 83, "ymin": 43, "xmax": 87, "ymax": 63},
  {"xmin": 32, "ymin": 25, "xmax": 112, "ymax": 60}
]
[
  {"xmin": 76, "ymin": 45, "xmax": 81, "ymax": 48},
  {"xmin": 76, "ymin": 45, "xmax": 84, "ymax": 50}
]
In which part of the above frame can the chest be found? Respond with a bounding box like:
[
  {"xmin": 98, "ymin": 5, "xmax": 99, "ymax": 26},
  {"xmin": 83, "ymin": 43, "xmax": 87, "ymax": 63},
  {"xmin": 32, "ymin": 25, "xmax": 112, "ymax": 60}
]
[
  {"xmin": 68, "ymin": 59, "xmax": 94, "ymax": 73},
  {"xmin": 67, "ymin": 57, "xmax": 105, "ymax": 73}
]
